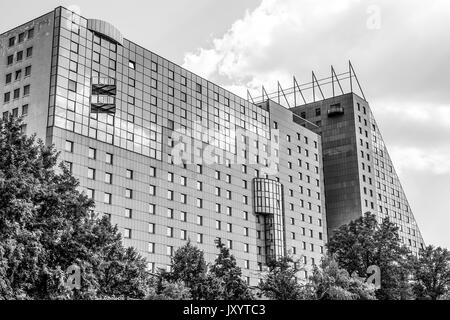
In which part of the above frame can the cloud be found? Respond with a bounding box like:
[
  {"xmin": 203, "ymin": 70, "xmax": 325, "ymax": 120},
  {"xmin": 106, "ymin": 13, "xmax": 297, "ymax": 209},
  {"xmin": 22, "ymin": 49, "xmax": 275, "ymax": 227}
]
[
  {"xmin": 183, "ymin": 0, "xmax": 450, "ymax": 103},
  {"xmin": 182, "ymin": 0, "xmax": 450, "ymax": 174},
  {"xmin": 390, "ymin": 146, "xmax": 450, "ymax": 176}
]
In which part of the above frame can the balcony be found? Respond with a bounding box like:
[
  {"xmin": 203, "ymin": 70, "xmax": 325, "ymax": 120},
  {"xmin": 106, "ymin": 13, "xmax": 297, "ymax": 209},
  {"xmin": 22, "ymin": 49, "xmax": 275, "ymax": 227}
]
[
  {"xmin": 91, "ymin": 94, "xmax": 116, "ymax": 114},
  {"xmin": 327, "ymin": 103, "xmax": 344, "ymax": 117},
  {"xmin": 92, "ymin": 77, "xmax": 116, "ymax": 95}
]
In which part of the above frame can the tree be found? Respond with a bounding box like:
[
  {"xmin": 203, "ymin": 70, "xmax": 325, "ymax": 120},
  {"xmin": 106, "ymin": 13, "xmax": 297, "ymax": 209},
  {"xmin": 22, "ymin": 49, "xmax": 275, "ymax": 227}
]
[
  {"xmin": 0, "ymin": 117, "xmax": 151, "ymax": 299},
  {"xmin": 412, "ymin": 245, "xmax": 450, "ymax": 300},
  {"xmin": 147, "ymin": 277, "xmax": 191, "ymax": 300},
  {"xmin": 163, "ymin": 241, "xmax": 207, "ymax": 300},
  {"xmin": 258, "ymin": 256, "xmax": 306, "ymax": 300},
  {"xmin": 308, "ymin": 256, "xmax": 376, "ymax": 300},
  {"xmin": 327, "ymin": 213, "xmax": 414, "ymax": 300},
  {"xmin": 207, "ymin": 241, "xmax": 253, "ymax": 300}
]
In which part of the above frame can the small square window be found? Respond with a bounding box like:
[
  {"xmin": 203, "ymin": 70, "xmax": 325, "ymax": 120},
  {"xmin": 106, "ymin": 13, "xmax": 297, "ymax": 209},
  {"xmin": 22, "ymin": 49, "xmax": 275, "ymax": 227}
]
[
  {"xmin": 88, "ymin": 147, "xmax": 96, "ymax": 159},
  {"xmin": 65, "ymin": 140, "xmax": 74, "ymax": 153},
  {"xmin": 125, "ymin": 188, "xmax": 133, "ymax": 199},
  {"xmin": 105, "ymin": 172, "xmax": 112, "ymax": 184},
  {"xmin": 126, "ymin": 169, "xmax": 133, "ymax": 179},
  {"xmin": 22, "ymin": 104, "xmax": 28, "ymax": 116},
  {"xmin": 123, "ymin": 228, "xmax": 131, "ymax": 239},
  {"xmin": 129, "ymin": 60, "xmax": 135, "ymax": 69},
  {"xmin": 104, "ymin": 192, "xmax": 112, "ymax": 204},
  {"xmin": 125, "ymin": 208, "xmax": 132, "ymax": 219},
  {"xmin": 25, "ymin": 66, "xmax": 31, "ymax": 77},
  {"xmin": 17, "ymin": 51, "xmax": 23, "ymax": 62},
  {"xmin": 27, "ymin": 28, "xmax": 34, "ymax": 39},
  {"xmin": 8, "ymin": 37, "xmax": 15, "ymax": 47},
  {"xmin": 7, "ymin": 55, "xmax": 14, "ymax": 66},
  {"xmin": 5, "ymin": 73, "xmax": 12, "ymax": 84},
  {"xmin": 88, "ymin": 168, "xmax": 96, "ymax": 180},
  {"xmin": 151, "ymin": 61, "xmax": 158, "ymax": 72},
  {"xmin": 68, "ymin": 80, "xmax": 77, "ymax": 92},
  {"xmin": 105, "ymin": 153, "xmax": 113, "ymax": 164}
]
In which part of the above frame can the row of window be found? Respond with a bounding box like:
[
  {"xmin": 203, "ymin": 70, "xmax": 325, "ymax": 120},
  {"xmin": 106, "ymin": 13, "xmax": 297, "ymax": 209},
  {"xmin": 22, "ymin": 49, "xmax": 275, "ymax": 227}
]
[
  {"xmin": 7, "ymin": 28, "xmax": 34, "ymax": 47},
  {"xmin": 3, "ymin": 85, "xmax": 31, "ymax": 103},
  {"xmin": 6, "ymin": 47, "xmax": 33, "ymax": 66},
  {"xmin": 2, "ymin": 104, "xmax": 29, "ymax": 120},
  {"xmin": 5, "ymin": 66, "xmax": 32, "ymax": 84}
]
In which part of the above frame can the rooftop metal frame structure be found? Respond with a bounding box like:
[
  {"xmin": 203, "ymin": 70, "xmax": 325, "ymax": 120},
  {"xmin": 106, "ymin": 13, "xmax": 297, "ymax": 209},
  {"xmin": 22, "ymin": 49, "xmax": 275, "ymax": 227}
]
[{"xmin": 247, "ymin": 61, "xmax": 366, "ymax": 109}]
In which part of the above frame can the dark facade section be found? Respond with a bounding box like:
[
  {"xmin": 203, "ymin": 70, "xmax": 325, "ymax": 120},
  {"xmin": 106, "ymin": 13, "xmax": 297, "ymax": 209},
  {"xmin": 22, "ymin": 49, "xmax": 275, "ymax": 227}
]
[{"xmin": 292, "ymin": 94, "xmax": 362, "ymax": 235}]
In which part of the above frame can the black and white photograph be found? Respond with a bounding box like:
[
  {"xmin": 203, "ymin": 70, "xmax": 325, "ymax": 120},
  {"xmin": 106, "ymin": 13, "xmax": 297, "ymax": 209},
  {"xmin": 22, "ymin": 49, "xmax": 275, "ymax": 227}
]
[{"xmin": 0, "ymin": 0, "xmax": 449, "ymax": 316}]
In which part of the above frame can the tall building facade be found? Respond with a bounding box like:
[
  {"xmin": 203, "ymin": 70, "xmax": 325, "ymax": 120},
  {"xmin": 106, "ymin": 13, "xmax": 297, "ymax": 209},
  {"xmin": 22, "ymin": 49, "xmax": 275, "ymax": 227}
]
[
  {"xmin": 0, "ymin": 7, "xmax": 328, "ymax": 284},
  {"xmin": 291, "ymin": 93, "xmax": 424, "ymax": 255}
]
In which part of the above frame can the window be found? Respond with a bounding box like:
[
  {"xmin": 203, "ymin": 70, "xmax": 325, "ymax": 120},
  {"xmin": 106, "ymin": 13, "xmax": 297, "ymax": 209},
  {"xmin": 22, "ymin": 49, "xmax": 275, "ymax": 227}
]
[
  {"xmin": 213, "ymin": 92, "xmax": 219, "ymax": 101},
  {"xmin": 167, "ymin": 227, "xmax": 173, "ymax": 238},
  {"xmin": 149, "ymin": 166, "xmax": 156, "ymax": 177},
  {"xmin": 180, "ymin": 211, "xmax": 187, "ymax": 222},
  {"xmin": 105, "ymin": 172, "xmax": 112, "ymax": 184},
  {"xmin": 93, "ymin": 51, "xmax": 100, "ymax": 63},
  {"xmin": 25, "ymin": 66, "xmax": 31, "ymax": 77},
  {"xmin": 87, "ymin": 168, "xmax": 96, "ymax": 180},
  {"xmin": 23, "ymin": 85, "xmax": 30, "ymax": 96},
  {"xmin": 197, "ymin": 233, "xmax": 203, "ymax": 244},
  {"xmin": 105, "ymin": 153, "xmax": 113, "ymax": 164},
  {"xmin": 149, "ymin": 185, "xmax": 156, "ymax": 195},
  {"xmin": 167, "ymin": 246, "xmax": 173, "ymax": 256},
  {"xmin": 12, "ymin": 108, "xmax": 18, "ymax": 117},
  {"xmin": 104, "ymin": 192, "xmax": 112, "ymax": 204},
  {"xmin": 109, "ymin": 59, "xmax": 116, "ymax": 70},
  {"xmin": 168, "ymin": 70, "xmax": 174, "ymax": 80},
  {"xmin": 197, "ymin": 215, "xmax": 203, "ymax": 226},
  {"xmin": 181, "ymin": 76, "xmax": 187, "ymax": 86},
  {"xmin": 18, "ymin": 33, "xmax": 25, "ymax": 43},
  {"xmin": 22, "ymin": 104, "xmax": 28, "ymax": 116},
  {"xmin": 123, "ymin": 229, "xmax": 131, "ymax": 239},
  {"xmin": 125, "ymin": 188, "xmax": 133, "ymax": 199},
  {"xmin": 196, "ymin": 198, "xmax": 203, "ymax": 208},
  {"xmin": 149, "ymin": 203, "xmax": 155, "ymax": 215},
  {"xmin": 148, "ymin": 223, "xmax": 155, "ymax": 234},
  {"xmin": 196, "ymin": 83, "xmax": 202, "ymax": 93},
  {"xmin": 151, "ymin": 61, "xmax": 158, "ymax": 72},
  {"xmin": 5, "ymin": 73, "xmax": 12, "ymax": 84},
  {"xmin": 8, "ymin": 37, "xmax": 15, "ymax": 47},
  {"xmin": 27, "ymin": 28, "xmax": 34, "ymax": 39},
  {"xmin": 148, "ymin": 242, "xmax": 155, "ymax": 253},
  {"xmin": 4, "ymin": 92, "xmax": 10, "ymax": 103},
  {"xmin": 68, "ymin": 80, "xmax": 77, "ymax": 92},
  {"xmin": 7, "ymin": 55, "xmax": 14, "ymax": 66},
  {"xmin": 17, "ymin": 51, "xmax": 23, "ymax": 62},
  {"xmin": 86, "ymin": 188, "xmax": 94, "ymax": 199},
  {"xmin": 126, "ymin": 169, "xmax": 133, "ymax": 180},
  {"xmin": 196, "ymin": 181, "xmax": 203, "ymax": 191},
  {"xmin": 129, "ymin": 60, "xmax": 135, "ymax": 69},
  {"xmin": 88, "ymin": 147, "xmax": 96, "ymax": 159},
  {"xmin": 65, "ymin": 140, "xmax": 74, "ymax": 153},
  {"xmin": 13, "ymin": 89, "xmax": 20, "ymax": 99}
]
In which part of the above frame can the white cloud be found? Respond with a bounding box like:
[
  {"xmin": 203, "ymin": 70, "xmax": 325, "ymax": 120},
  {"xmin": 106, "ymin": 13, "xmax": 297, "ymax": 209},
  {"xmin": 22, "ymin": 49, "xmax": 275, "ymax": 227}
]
[
  {"xmin": 183, "ymin": 0, "xmax": 450, "ymax": 104},
  {"xmin": 390, "ymin": 146, "xmax": 450, "ymax": 175}
]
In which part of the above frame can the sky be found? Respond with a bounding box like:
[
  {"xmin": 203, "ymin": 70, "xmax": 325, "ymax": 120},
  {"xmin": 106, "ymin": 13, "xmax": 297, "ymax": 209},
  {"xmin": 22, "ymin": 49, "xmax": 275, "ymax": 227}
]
[{"xmin": 1, "ymin": 0, "xmax": 449, "ymax": 248}]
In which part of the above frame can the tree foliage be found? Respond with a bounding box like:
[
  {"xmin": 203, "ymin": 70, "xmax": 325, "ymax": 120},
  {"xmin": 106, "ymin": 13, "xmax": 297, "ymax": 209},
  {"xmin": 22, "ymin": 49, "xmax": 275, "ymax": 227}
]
[
  {"xmin": 162, "ymin": 241, "xmax": 253, "ymax": 300},
  {"xmin": 0, "ymin": 117, "xmax": 151, "ymax": 299},
  {"xmin": 258, "ymin": 256, "xmax": 306, "ymax": 300},
  {"xmin": 308, "ymin": 256, "xmax": 376, "ymax": 300},
  {"xmin": 411, "ymin": 245, "xmax": 450, "ymax": 300},
  {"xmin": 327, "ymin": 213, "xmax": 414, "ymax": 300}
]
